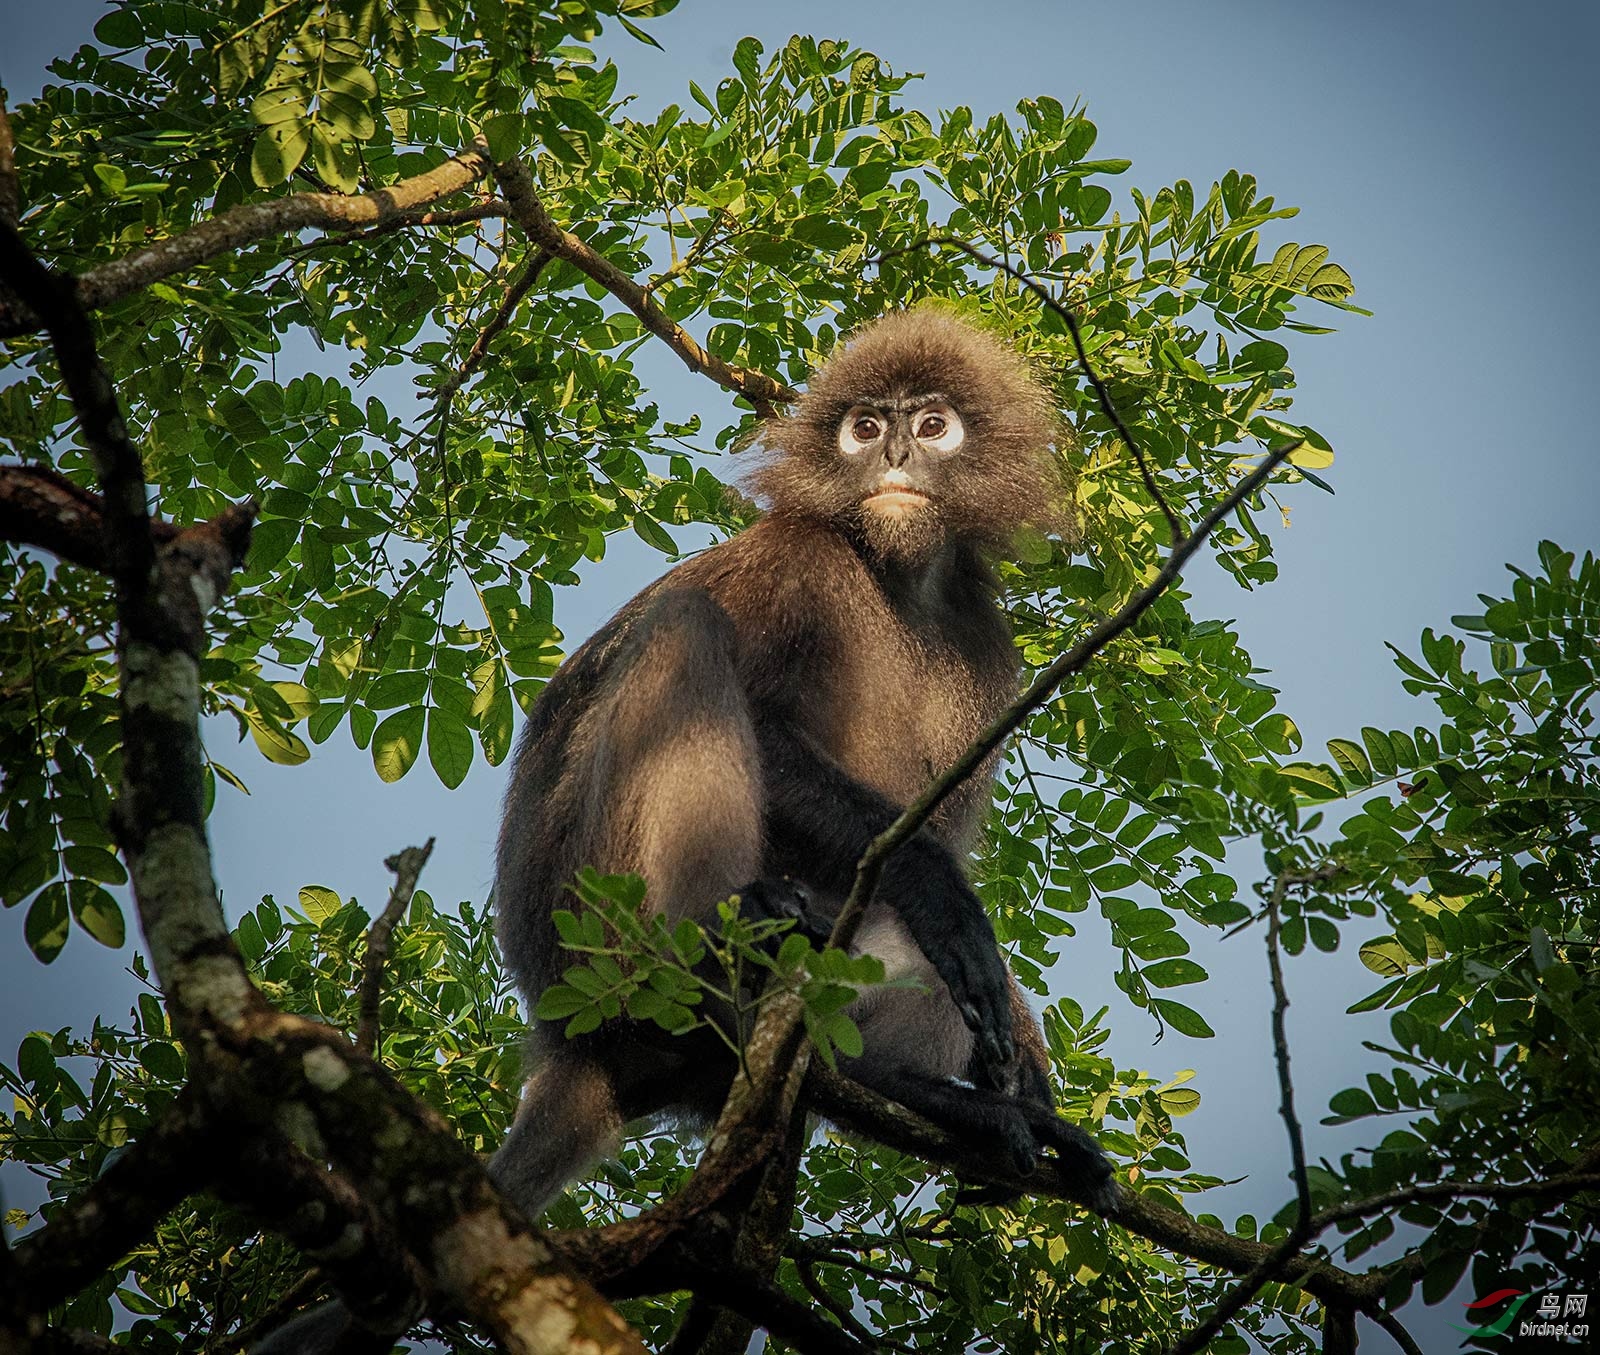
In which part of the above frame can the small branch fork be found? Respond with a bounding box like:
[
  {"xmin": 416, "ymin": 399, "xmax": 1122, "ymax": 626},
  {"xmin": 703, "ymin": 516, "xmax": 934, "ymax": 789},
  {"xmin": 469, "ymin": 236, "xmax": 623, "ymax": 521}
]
[{"xmin": 356, "ymin": 838, "xmax": 436, "ymax": 1057}]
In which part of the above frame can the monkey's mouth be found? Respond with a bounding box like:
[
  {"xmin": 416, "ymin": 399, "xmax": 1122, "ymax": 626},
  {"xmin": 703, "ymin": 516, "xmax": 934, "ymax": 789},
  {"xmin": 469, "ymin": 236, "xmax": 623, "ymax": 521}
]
[{"xmin": 863, "ymin": 488, "xmax": 931, "ymax": 516}]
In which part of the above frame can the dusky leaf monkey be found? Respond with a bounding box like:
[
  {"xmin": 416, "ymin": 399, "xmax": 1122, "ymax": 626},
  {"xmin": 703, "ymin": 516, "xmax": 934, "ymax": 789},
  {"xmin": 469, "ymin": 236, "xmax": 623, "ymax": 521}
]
[
  {"xmin": 491, "ymin": 307, "xmax": 1116, "ymax": 1213},
  {"xmin": 254, "ymin": 309, "xmax": 1116, "ymax": 1354}
]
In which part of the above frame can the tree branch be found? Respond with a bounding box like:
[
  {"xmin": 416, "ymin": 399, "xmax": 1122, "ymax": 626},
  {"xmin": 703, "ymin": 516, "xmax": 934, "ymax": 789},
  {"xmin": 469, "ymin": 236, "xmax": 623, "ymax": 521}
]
[
  {"xmin": 355, "ymin": 839, "xmax": 436, "ymax": 1056},
  {"xmin": 0, "ymin": 218, "xmax": 646, "ymax": 1355},
  {"xmin": 213, "ymin": 1134, "xmax": 428, "ymax": 1352},
  {"xmin": 492, "ymin": 157, "xmax": 798, "ymax": 414},
  {"xmin": 13, "ymin": 1094, "xmax": 210, "ymax": 1311},
  {"xmin": 0, "ymin": 142, "xmax": 494, "ymax": 337},
  {"xmin": 284, "ymin": 200, "xmax": 508, "ymax": 258},
  {"xmin": 1165, "ymin": 868, "xmax": 1329, "ymax": 1355},
  {"xmin": 1365, "ymin": 1305, "xmax": 1424, "ymax": 1355},
  {"xmin": 0, "ymin": 462, "xmax": 257, "ymax": 578}
]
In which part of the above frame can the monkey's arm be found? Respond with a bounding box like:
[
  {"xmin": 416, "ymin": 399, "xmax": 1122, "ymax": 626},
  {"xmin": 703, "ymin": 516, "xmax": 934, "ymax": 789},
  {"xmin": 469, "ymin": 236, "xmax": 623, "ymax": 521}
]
[{"xmin": 756, "ymin": 717, "xmax": 1017, "ymax": 1078}]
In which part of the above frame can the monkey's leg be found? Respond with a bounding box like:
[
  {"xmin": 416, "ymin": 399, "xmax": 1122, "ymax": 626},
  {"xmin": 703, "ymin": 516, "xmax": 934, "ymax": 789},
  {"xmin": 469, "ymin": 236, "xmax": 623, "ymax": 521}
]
[
  {"xmin": 593, "ymin": 587, "xmax": 766, "ymax": 923},
  {"xmin": 495, "ymin": 588, "xmax": 781, "ymax": 1213},
  {"xmin": 757, "ymin": 720, "xmax": 1017, "ymax": 1078}
]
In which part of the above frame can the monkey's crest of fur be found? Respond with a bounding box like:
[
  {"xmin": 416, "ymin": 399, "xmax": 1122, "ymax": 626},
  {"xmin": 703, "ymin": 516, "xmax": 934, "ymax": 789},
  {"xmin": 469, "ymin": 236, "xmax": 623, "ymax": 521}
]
[{"xmin": 755, "ymin": 309, "xmax": 1066, "ymax": 559}]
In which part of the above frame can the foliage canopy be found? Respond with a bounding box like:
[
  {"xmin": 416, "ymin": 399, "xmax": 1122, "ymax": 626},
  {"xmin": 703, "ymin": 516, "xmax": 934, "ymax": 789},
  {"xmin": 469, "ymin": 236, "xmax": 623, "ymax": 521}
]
[{"xmin": 0, "ymin": 2, "xmax": 1594, "ymax": 1352}]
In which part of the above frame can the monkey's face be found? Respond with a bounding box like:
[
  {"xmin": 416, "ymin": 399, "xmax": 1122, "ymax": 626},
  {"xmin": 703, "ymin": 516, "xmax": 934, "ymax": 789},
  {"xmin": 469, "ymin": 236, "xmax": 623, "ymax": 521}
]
[
  {"xmin": 833, "ymin": 394, "xmax": 970, "ymax": 558},
  {"xmin": 755, "ymin": 310, "xmax": 1066, "ymax": 565}
]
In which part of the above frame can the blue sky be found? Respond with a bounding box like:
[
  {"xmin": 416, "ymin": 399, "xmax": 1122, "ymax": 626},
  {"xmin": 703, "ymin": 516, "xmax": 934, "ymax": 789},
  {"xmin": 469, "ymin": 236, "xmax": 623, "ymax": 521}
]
[{"xmin": 4, "ymin": 1, "xmax": 1597, "ymax": 1348}]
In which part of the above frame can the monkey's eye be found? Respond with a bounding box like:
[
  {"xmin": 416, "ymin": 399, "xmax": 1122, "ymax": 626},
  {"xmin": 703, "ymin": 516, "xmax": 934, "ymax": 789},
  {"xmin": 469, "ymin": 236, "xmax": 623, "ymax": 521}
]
[
  {"xmin": 913, "ymin": 403, "xmax": 964, "ymax": 454},
  {"xmin": 837, "ymin": 407, "xmax": 886, "ymax": 455}
]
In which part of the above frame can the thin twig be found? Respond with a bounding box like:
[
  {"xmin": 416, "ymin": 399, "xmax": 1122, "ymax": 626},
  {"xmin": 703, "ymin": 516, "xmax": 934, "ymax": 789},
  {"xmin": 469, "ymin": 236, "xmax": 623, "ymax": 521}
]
[
  {"xmin": 492, "ymin": 157, "xmax": 798, "ymax": 414},
  {"xmin": 1365, "ymin": 1305, "xmax": 1424, "ymax": 1355},
  {"xmin": 1268, "ymin": 873, "xmax": 1314, "ymax": 1235},
  {"xmin": 793, "ymin": 1259, "xmax": 902, "ymax": 1352},
  {"xmin": 827, "ymin": 441, "xmax": 1297, "ymax": 954},
  {"xmin": 355, "ymin": 839, "xmax": 436, "ymax": 1056},
  {"xmin": 1162, "ymin": 867, "xmax": 1326, "ymax": 1355},
  {"xmin": 872, "ymin": 234, "xmax": 1187, "ymax": 547},
  {"xmin": 432, "ymin": 250, "xmax": 552, "ymax": 410}
]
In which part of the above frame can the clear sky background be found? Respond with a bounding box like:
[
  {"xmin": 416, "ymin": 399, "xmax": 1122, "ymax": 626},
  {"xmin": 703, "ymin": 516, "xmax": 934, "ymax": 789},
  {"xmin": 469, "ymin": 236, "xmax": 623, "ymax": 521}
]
[{"xmin": 3, "ymin": 2, "xmax": 1598, "ymax": 1350}]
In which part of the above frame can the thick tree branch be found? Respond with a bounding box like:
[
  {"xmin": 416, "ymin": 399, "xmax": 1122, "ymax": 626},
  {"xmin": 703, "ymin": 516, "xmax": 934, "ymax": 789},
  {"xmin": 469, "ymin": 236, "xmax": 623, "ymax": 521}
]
[
  {"xmin": 0, "ymin": 221, "xmax": 645, "ymax": 1355},
  {"xmin": 492, "ymin": 157, "xmax": 798, "ymax": 414},
  {"xmin": 285, "ymin": 199, "xmax": 508, "ymax": 258},
  {"xmin": 0, "ymin": 462, "xmax": 257, "ymax": 580},
  {"xmin": 665, "ymin": 1105, "xmax": 809, "ymax": 1355},
  {"xmin": 13, "ymin": 1095, "xmax": 210, "ymax": 1312},
  {"xmin": 356, "ymin": 839, "xmax": 436, "ymax": 1056},
  {"xmin": 0, "ymin": 463, "xmax": 125, "ymax": 570},
  {"xmin": 0, "ymin": 142, "xmax": 493, "ymax": 337},
  {"xmin": 220, "ymin": 1135, "xmax": 427, "ymax": 1342}
]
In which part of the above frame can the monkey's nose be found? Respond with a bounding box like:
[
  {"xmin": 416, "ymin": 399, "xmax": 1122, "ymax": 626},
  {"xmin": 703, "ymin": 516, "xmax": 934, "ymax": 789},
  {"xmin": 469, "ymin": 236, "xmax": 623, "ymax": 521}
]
[{"xmin": 882, "ymin": 430, "xmax": 914, "ymax": 467}]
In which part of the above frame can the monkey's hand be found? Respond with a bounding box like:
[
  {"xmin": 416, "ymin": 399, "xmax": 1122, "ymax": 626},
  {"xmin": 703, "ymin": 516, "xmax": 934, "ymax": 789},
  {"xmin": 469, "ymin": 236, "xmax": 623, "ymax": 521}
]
[
  {"xmin": 885, "ymin": 837, "xmax": 1017, "ymax": 1081},
  {"xmin": 729, "ymin": 877, "xmax": 834, "ymax": 950}
]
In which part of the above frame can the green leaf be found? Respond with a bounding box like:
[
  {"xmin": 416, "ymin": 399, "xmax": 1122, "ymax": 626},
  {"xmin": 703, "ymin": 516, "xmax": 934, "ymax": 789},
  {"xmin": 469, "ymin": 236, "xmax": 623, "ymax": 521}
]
[
  {"xmin": 427, "ymin": 707, "xmax": 474, "ymax": 789},
  {"xmin": 632, "ymin": 514, "xmax": 679, "ymax": 555},
  {"xmin": 248, "ymin": 710, "xmax": 310, "ymax": 766},
  {"xmin": 1158, "ymin": 1087, "xmax": 1201, "ymax": 1117},
  {"xmin": 298, "ymin": 884, "xmax": 342, "ymax": 925},
  {"xmin": 1326, "ymin": 738, "xmax": 1372, "ymax": 785},
  {"xmin": 1358, "ymin": 938, "xmax": 1412, "ymax": 977},
  {"xmin": 1151, "ymin": 999, "xmax": 1214, "ymax": 1038},
  {"xmin": 1144, "ymin": 958, "xmax": 1207, "ymax": 988},
  {"xmin": 1279, "ymin": 763, "xmax": 1343, "ymax": 800},
  {"xmin": 25, "ymin": 883, "xmax": 70, "ymax": 963},
  {"xmin": 1359, "ymin": 727, "xmax": 1397, "ymax": 777},
  {"xmin": 138, "ymin": 1042, "xmax": 186, "ymax": 1082},
  {"xmin": 69, "ymin": 881, "xmax": 125, "ymax": 948},
  {"xmin": 252, "ymin": 123, "xmax": 311, "ymax": 187},
  {"xmin": 93, "ymin": 9, "xmax": 144, "ymax": 46},
  {"xmin": 1327, "ymin": 1086, "xmax": 1376, "ymax": 1119},
  {"xmin": 372, "ymin": 707, "xmax": 425, "ymax": 782}
]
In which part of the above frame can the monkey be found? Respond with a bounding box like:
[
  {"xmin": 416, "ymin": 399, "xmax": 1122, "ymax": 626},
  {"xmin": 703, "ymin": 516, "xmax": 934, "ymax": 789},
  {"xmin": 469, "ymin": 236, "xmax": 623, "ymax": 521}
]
[
  {"xmin": 253, "ymin": 309, "xmax": 1116, "ymax": 1354},
  {"xmin": 488, "ymin": 307, "xmax": 1117, "ymax": 1213}
]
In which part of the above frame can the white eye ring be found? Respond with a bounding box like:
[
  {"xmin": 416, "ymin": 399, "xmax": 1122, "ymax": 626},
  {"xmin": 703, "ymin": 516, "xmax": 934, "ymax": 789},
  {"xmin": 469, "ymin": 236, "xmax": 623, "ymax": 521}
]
[
  {"xmin": 837, "ymin": 406, "xmax": 886, "ymax": 455},
  {"xmin": 913, "ymin": 402, "xmax": 963, "ymax": 453}
]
